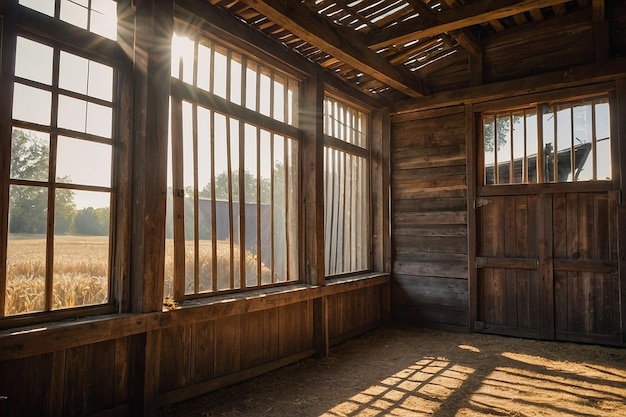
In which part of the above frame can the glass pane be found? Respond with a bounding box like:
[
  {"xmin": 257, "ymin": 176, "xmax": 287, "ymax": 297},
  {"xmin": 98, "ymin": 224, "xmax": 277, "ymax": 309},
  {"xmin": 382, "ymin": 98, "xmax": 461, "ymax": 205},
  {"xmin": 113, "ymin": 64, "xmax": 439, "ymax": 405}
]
[
  {"xmin": 556, "ymin": 107, "xmax": 572, "ymax": 182},
  {"xmin": 19, "ymin": 0, "xmax": 54, "ymax": 16},
  {"xmin": 259, "ymin": 130, "xmax": 272, "ymax": 283},
  {"xmin": 60, "ymin": 52, "xmax": 113, "ymax": 102},
  {"xmin": 90, "ymin": 0, "xmax": 118, "ymax": 40},
  {"xmin": 595, "ymin": 101, "xmax": 611, "ymax": 181},
  {"xmin": 273, "ymin": 135, "xmax": 286, "ymax": 281},
  {"xmin": 496, "ymin": 116, "xmax": 511, "ymax": 184},
  {"xmin": 213, "ymin": 46, "xmax": 227, "ymax": 99},
  {"xmin": 245, "ymin": 61, "xmax": 257, "ymax": 112},
  {"xmin": 197, "ymin": 107, "xmax": 212, "ymax": 293},
  {"xmin": 197, "ymin": 43, "xmax": 211, "ymax": 92},
  {"xmin": 512, "ymin": 113, "xmax": 524, "ymax": 184},
  {"xmin": 86, "ymin": 102, "xmax": 113, "ymax": 137},
  {"xmin": 13, "ymin": 83, "xmax": 52, "ymax": 125},
  {"xmin": 15, "ymin": 37, "xmax": 53, "ymax": 85},
  {"xmin": 273, "ymin": 75, "xmax": 285, "ymax": 123},
  {"xmin": 58, "ymin": 95, "xmax": 87, "ymax": 132},
  {"xmin": 182, "ymin": 102, "xmax": 195, "ymax": 295},
  {"xmin": 483, "ymin": 117, "xmax": 495, "ymax": 185},
  {"xmin": 230, "ymin": 52, "xmax": 242, "ymax": 105},
  {"xmin": 574, "ymin": 104, "xmax": 593, "ymax": 181},
  {"xmin": 543, "ymin": 108, "xmax": 555, "ymax": 182},
  {"xmin": 6, "ymin": 185, "xmax": 48, "ymax": 315},
  {"xmin": 171, "ymin": 34, "xmax": 194, "ymax": 82},
  {"xmin": 56, "ymin": 136, "xmax": 112, "ymax": 187},
  {"xmin": 259, "ymin": 69, "xmax": 271, "ymax": 117},
  {"xmin": 525, "ymin": 111, "xmax": 538, "ymax": 183},
  {"xmin": 60, "ymin": 0, "xmax": 89, "ymax": 30},
  {"xmin": 244, "ymin": 124, "xmax": 259, "ymax": 288},
  {"xmin": 10, "ymin": 127, "xmax": 50, "ymax": 181},
  {"xmin": 53, "ymin": 190, "xmax": 110, "ymax": 309}
]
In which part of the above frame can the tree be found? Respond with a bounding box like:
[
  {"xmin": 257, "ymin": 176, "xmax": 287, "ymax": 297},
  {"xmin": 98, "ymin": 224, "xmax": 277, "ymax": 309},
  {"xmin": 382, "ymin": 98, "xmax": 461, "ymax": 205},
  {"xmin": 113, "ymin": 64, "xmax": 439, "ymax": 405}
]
[
  {"xmin": 8, "ymin": 129, "xmax": 76, "ymax": 235},
  {"xmin": 74, "ymin": 207, "xmax": 109, "ymax": 236}
]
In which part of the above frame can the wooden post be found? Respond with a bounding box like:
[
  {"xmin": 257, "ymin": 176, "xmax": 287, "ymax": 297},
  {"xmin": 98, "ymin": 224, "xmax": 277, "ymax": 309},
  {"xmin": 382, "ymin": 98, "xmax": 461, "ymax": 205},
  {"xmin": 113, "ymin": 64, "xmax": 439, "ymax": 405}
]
[
  {"xmin": 126, "ymin": 1, "xmax": 173, "ymax": 415},
  {"xmin": 300, "ymin": 70, "xmax": 327, "ymax": 356},
  {"xmin": 371, "ymin": 107, "xmax": 391, "ymax": 322}
]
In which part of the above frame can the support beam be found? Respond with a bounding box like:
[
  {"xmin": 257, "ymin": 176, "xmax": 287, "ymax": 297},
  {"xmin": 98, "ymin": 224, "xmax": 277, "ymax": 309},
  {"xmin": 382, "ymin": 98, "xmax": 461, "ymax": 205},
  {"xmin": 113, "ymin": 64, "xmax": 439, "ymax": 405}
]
[
  {"xmin": 367, "ymin": 0, "xmax": 571, "ymax": 50},
  {"xmin": 592, "ymin": 0, "xmax": 605, "ymax": 22},
  {"xmin": 238, "ymin": 0, "xmax": 429, "ymax": 97}
]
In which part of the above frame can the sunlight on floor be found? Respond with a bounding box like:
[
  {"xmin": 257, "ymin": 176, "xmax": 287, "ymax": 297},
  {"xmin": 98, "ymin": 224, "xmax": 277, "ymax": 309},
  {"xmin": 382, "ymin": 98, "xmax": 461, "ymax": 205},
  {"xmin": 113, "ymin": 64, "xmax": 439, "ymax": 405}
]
[
  {"xmin": 321, "ymin": 356, "xmax": 476, "ymax": 416},
  {"xmin": 320, "ymin": 345, "xmax": 626, "ymax": 417}
]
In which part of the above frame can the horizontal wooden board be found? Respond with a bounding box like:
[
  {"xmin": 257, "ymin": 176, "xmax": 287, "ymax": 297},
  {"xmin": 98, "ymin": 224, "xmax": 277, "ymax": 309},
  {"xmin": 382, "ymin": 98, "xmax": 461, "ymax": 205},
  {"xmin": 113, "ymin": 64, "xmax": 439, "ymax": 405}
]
[{"xmin": 392, "ymin": 275, "xmax": 468, "ymax": 310}]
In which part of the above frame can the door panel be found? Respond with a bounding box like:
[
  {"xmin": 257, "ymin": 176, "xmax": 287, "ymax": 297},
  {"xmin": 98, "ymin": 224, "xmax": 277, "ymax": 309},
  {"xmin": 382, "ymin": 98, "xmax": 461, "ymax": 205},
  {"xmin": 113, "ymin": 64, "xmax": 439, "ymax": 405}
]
[{"xmin": 476, "ymin": 190, "xmax": 622, "ymax": 345}]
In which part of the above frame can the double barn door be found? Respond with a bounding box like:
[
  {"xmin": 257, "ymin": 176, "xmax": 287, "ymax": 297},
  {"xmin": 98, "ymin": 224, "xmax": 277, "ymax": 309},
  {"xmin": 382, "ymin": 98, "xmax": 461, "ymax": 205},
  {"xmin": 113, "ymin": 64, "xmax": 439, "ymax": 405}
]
[{"xmin": 475, "ymin": 187, "xmax": 623, "ymax": 345}]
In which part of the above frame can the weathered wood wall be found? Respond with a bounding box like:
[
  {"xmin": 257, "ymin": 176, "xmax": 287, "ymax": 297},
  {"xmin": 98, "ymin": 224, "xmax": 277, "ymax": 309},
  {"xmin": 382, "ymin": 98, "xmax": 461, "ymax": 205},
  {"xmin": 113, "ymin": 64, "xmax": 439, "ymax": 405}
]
[
  {"xmin": 0, "ymin": 276, "xmax": 387, "ymax": 417},
  {"xmin": 390, "ymin": 3, "xmax": 626, "ymax": 334}
]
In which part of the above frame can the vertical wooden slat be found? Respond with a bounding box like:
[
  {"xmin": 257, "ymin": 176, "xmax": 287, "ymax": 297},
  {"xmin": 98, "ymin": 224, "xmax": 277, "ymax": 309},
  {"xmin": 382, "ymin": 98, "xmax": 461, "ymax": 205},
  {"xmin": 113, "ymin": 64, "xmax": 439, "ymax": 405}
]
[
  {"xmin": 466, "ymin": 104, "xmax": 477, "ymax": 330},
  {"xmin": 539, "ymin": 193, "xmax": 554, "ymax": 339},
  {"xmin": 255, "ymin": 126, "xmax": 262, "ymax": 287},
  {"xmin": 270, "ymin": 130, "xmax": 275, "ymax": 282},
  {"xmin": 615, "ymin": 79, "xmax": 626, "ymax": 344},
  {"xmin": 170, "ymin": 94, "xmax": 185, "ymax": 300},
  {"xmin": 210, "ymin": 111, "xmax": 218, "ymax": 292},
  {"xmin": 0, "ymin": 2, "xmax": 18, "ymax": 318},
  {"xmin": 43, "ymin": 350, "xmax": 66, "ymax": 417}
]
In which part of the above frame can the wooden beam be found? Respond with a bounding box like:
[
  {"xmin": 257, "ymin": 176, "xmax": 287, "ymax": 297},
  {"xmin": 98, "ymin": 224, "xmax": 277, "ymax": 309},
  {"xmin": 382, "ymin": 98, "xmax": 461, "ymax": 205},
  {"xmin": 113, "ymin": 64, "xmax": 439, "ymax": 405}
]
[
  {"xmin": 367, "ymin": 0, "xmax": 571, "ymax": 50},
  {"xmin": 592, "ymin": 0, "xmax": 604, "ymax": 22},
  {"xmin": 238, "ymin": 0, "xmax": 429, "ymax": 97}
]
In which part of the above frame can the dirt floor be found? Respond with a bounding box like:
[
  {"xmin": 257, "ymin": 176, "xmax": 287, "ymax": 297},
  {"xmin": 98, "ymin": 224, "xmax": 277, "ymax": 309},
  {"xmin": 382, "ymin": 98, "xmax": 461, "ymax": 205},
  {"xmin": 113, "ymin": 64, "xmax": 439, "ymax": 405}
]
[{"xmin": 158, "ymin": 325, "xmax": 626, "ymax": 417}]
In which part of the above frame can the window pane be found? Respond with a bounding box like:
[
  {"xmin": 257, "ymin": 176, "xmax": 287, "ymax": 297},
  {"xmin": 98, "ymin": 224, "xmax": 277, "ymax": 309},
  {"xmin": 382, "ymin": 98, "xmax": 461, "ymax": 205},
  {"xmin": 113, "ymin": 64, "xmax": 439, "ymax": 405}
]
[
  {"xmin": 13, "ymin": 83, "xmax": 52, "ymax": 125},
  {"xmin": 56, "ymin": 136, "xmax": 112, "ymax": 187},
  {"xmin": 213, "ymin": 47, "xmax": 227, "ymax": 99},
  {"xmin": 6, "ymin": 185, "xmax": 48, "ymax": 315},
  {"xmin": 53, "ymin": 190, "xmax": 110, "ymax": 309},
  {"xmin": 15, "ymin": 37, "xmax": 53, "ymax": 85},
  {"xmin": 197, "ymin": 43, "xmax": 211, "ymax": 92},
  {"xmin": 19, "ymin": 0, "xmax": 54, "ymax": 17},
  {"xmin": 90, "ymin": 0, "xmax": 118, "ymax": 40},
  {"xmin": 61, "ymin": 0, "xmax": 89, "ymax": 30},
  {"xmin": 10, "ymin": 128, "xmax": 50, "ymax": 181},
  {"xmin": 543, "ymin": 109, "xmax": 555, "ymax": 182},
  {"xmin": 596, "ymin": 101, "xmax": 611, "ymax": 180},
  {"xmin": 60, "ymin": 52, "xmax": 114, "ymax": 102},
  {"xmin": 58, "ymin": 95, "xmax": 87, "ymax": 132},
  {"xmin": 484, "ymin": 117, "xmax": 495, "ymax": 185},
  {"xmin": 87, "ymin": 102, "xmax": 113, "ymax": 137}
]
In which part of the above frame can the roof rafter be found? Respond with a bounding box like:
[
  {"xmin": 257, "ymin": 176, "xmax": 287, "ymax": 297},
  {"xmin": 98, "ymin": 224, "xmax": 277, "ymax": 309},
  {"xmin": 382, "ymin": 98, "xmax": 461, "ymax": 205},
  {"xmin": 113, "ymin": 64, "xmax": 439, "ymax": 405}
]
[
  {"xmin": 237, "ymin": 0, "xmax": 430, "ymax": 97},
  {"xmin": 366, "ymin": 0, "xmax": 572, "ymax": 49}
]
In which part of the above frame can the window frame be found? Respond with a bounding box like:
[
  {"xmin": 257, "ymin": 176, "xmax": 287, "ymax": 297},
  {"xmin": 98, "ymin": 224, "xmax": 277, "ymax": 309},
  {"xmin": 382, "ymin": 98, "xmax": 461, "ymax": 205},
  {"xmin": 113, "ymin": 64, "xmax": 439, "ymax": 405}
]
[
  {"xmin": 0, "ymin": 1, "xmax": 125, "ymax": 328},
  {"xmin": 323, "ymin": 91, "xmax": 372, "ymax": 278},
  {"xmin": 477, "ymin": 89, "xmax": 618, "ymax": 191},
  {"xmin": 166, "ymin": 20, "xmax": 302, "ymax": 302}
]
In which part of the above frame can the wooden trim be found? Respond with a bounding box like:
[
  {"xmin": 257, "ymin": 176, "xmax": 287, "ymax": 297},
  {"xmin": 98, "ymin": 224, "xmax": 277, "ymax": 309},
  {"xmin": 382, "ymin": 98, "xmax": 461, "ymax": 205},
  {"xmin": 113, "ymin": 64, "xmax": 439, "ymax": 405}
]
[
  {"xmin": 156, "ymin": 349, "xmax": 315, "ymax": 406},
  {"xmin": 616, "ymin": 78, "xmax": 626, "ymax": 345},
  {"xmin": 392, "ymin": 59, "xmax": 626, "ymax": 114},
  {"xmin": 538, "ymin": 193, "xmax": 554, "ymax": 340},
  {"xmin": 476, "ymin": 257, "xmax": 538, "ymax": 270},
  {"xmin": 466, "ymin": 104, "xmax": 478, "ymax": 332},
  {"xmin": 323, "ymin": 134, "xmax": 369, "ymax": 158},
  {"xmin": 552, "ymin": 258, "xmax": 617, "ymax": 273},
  {"xmin": 477, "ymin": 181, "xmax": 614, "ymax": 196}
]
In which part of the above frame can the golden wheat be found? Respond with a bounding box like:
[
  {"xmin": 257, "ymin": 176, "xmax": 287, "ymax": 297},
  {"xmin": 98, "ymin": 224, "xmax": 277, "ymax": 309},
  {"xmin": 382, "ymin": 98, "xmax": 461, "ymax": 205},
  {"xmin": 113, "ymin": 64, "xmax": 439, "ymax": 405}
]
[{"xmin": 6, "ymin": 235, "xmax": 273, "ymax": 315}]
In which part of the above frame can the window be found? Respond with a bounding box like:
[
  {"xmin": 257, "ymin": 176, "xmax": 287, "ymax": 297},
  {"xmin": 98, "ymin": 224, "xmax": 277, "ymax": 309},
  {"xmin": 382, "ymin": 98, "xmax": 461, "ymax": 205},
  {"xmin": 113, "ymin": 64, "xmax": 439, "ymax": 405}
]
[
  {"xmin": 323, "ymin": 95, "xmax": 370, "ymax": 276},
  {"xmin": 482, "ymin": 95, "xmax": 611, "ymax": 185},
  {"xmin": 19, "ymin": 0, "xmax": 117, "ymax": 40},
  {"xmin": 2, "ymin": 6, "xmax": 117, "ymax": 318},
  {"xmin": 165, "ymin": 31, "xmax": 300, "ymax": 300}
]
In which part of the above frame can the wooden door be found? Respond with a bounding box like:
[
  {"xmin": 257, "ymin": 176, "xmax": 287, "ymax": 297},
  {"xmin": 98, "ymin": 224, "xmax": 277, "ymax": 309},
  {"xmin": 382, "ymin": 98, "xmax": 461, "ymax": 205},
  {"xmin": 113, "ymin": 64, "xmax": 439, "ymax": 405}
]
[{"xmin": 476, "ymin": 188, "xmax": 622, "ymax": 345}]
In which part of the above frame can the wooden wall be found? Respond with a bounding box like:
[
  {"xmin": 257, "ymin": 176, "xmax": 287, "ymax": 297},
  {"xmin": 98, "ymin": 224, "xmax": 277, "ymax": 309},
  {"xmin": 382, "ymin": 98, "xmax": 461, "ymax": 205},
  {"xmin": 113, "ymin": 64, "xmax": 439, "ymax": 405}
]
[
  {"xmin": 390, "ymin": 106, "xmax": 469, "ymax": 331},
  {"xmin": 0, "ymin": 275, "xmax": 388, "ymax": 417},
  {"xmin": 390, "ymin": 3, "xmax": 626, "ymax": 335}
]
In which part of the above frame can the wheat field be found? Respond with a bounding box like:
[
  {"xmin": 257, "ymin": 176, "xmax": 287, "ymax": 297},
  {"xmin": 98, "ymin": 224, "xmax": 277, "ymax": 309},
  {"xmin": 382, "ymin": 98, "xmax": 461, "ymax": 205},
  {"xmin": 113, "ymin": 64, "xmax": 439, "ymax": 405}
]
[{"xmin": 5, "ymin": 235, "xmax": 273, "ymax": 316}]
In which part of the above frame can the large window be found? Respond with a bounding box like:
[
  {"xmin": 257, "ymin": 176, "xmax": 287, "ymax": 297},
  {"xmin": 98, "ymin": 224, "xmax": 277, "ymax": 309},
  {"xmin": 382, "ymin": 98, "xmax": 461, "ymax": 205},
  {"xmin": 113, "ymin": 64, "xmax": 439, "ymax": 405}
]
[
  {"xmin": 323, "ymin": 95, "xmax": 370, "ymax": 276},
  {"xmin": 165, "ymin": 30, "xmax": 300, "ymax": 300},
  {"xmin": 2, "ymin": 2, "xmax": 118, "ymax": 318},
  {"xmin": 482, "ymin": 95, "xmax": 611, "ymax": 185}
]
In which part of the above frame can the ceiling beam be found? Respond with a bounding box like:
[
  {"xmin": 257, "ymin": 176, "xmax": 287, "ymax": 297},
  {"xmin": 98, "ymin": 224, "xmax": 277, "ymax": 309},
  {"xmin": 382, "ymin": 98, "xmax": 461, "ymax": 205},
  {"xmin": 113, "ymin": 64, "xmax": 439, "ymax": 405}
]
[
  {"xmin": 406, "ymin": 0, "xmax": 482, "ymax": 56},
  {"xmin": 592, "ymin": 0, "xmax": 605, "ymax": 22},
  {"xmin": 367, "ymin": 0, "xmax": 571, "ymax": 50},
  {"xmin": 238, "ymin": 0, "xmax": 430, "ymax": 97}
]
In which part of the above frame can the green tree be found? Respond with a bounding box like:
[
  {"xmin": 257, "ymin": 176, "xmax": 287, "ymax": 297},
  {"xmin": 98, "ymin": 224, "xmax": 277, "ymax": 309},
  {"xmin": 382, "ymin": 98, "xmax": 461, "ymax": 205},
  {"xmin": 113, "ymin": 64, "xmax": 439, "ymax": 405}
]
[
  {"xmin": 74, "ymin": 207, "xmax": 109, "ymax": 236},
  {"xmin": 8, "ymin": 129, "xmax": 76, "ymax": 235}
]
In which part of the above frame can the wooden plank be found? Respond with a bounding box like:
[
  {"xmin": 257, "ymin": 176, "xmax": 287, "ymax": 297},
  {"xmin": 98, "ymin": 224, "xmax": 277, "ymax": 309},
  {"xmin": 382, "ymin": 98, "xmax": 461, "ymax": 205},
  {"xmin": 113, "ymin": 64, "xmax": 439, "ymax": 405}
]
[
  {"xmin": 113, "ymin": 337, "xmax": 130, "ymax": 406},
  {"xmin": 214, "ymin": 315, "xmax": 241, "ymax": 377},
  {"xmin": 0, "ymin": 355, "xmax": 45, "ymax": 416},
  {"xmin": 158, "ymin": 325, "xmax": 192, "ymax": 393},
  {"xmin": 193, "ymin": 320, "xmax": 215, "ymax": 382},
  {"xmin": 64, "ymin": 341, "xmax": 116, "ymax": 417},
  {"xmin": 538, "ymin": 194, "xmax": 554, "ymax": 339},
  {"xmin": 43, "ymin": 350, "xmax": 66, "ymax": 417},
  {"xmin": 476, "ymin": 257, "xmax": 537, "ymax": 269},
  {"xmin": 367, "ymin": 0, "xmax": 571, "ymax": 50},
  {"xmin": 616, "ymin": 79, "xmax": 626, "ymax": 345}
]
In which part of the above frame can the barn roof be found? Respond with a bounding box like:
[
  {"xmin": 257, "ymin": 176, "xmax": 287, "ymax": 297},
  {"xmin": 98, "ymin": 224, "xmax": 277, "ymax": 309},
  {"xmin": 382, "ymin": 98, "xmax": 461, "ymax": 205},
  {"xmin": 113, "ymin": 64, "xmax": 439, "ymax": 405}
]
[{"xmin": 206, "ymin": 0, "xmax": 606, "ymax": 102}]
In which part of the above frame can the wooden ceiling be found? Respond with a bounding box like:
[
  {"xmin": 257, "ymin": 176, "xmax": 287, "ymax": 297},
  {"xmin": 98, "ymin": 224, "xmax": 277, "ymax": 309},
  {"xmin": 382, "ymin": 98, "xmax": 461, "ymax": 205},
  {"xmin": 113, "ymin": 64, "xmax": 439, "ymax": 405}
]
[{"xmin": 208, "ymin": 0, "xmax": 606, "ymax": 101}]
